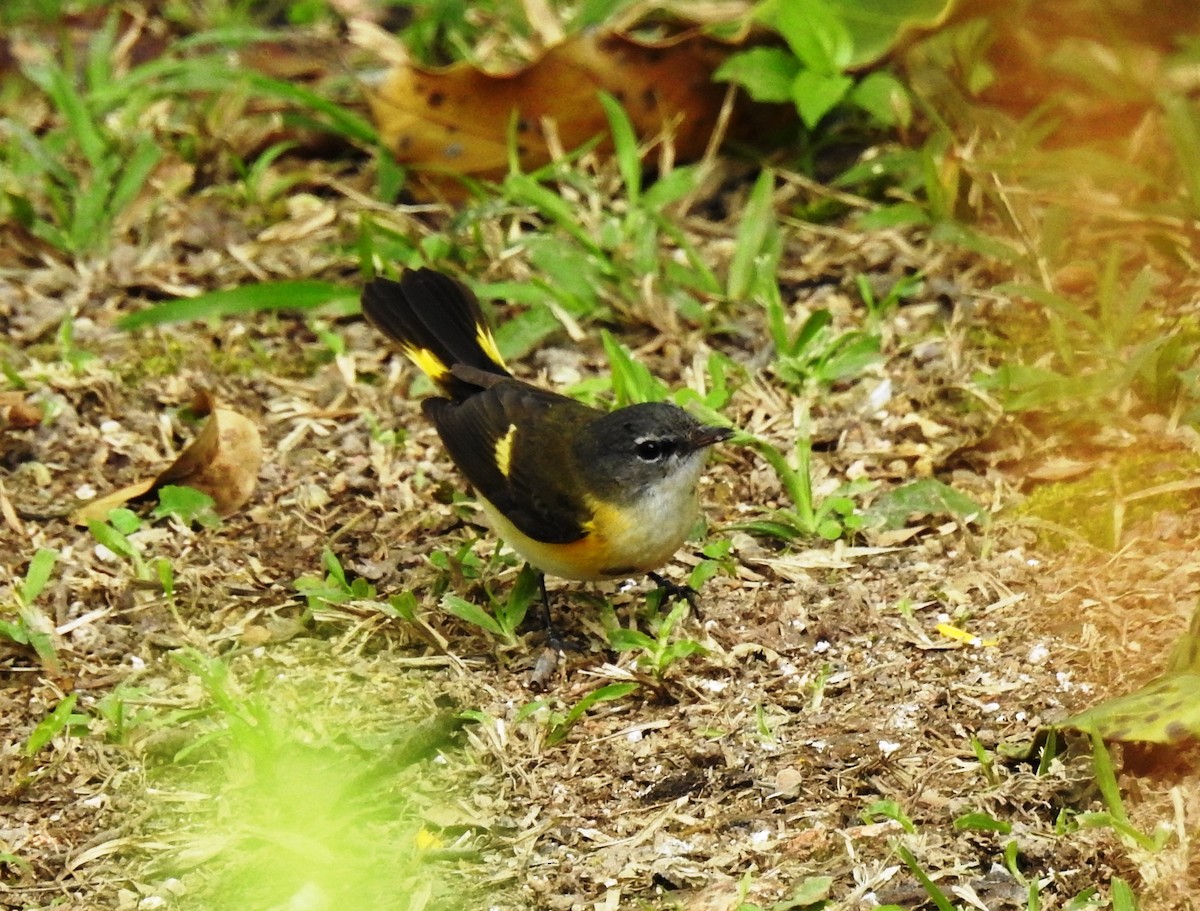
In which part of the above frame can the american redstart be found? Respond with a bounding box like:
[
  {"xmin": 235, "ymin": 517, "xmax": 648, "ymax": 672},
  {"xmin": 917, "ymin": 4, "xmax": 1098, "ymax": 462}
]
[{"xmin": 361, "ymin": 267, "xmax": 732, "ymax": 583}]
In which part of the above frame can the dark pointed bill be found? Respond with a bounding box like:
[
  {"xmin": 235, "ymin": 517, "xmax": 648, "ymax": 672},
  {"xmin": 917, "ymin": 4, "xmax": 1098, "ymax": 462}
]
[{"xmin": 686, "ymin": 425, "xmax": 734, "ymax": 450}]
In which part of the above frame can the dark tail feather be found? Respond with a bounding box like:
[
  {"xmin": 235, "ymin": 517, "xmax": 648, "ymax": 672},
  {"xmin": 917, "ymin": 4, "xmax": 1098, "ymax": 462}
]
[{"xmin": 361, "ymin": 268, "xmax": 510, "ymax": 400}]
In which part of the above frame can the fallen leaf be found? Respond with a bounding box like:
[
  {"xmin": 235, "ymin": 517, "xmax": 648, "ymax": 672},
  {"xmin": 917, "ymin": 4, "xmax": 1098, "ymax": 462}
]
[
  {"xmin": 1059, "ymin": 602, "xmax": 1200, "ymax": 745},
  {"xmin": 71, "ymin": 478, "xmax": 158, "ymax": 525},
  {"xmin": 72, "ymin": 406, "xmax": 262, "ymax": 524},
  {"xmin": 1024, "ymin": 456, "xmax": 1097, "ymax": 481},
  {"xmin": 367, "ymin": 29, "xmax": 745, "ymax": 194},
  {"xmin": 1060, "ymin": 674, "xmax": 1200, "ymax": 746},
  {"xmin": 0, "ymin": 391, "xmax": 43, "ymax": 429},
  {"xmin": 154, "ymin": 408, "xmax": 263, "ymax": 515}
]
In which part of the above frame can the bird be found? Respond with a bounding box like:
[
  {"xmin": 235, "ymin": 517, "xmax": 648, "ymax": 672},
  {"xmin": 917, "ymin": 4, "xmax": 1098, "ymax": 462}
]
[{"xmin": 360, "ymin": 266, "xmax": 732, "ymax": 589}]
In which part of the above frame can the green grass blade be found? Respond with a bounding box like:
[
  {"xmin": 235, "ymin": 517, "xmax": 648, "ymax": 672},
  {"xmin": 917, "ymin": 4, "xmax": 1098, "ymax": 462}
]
[
  {"xmin": 1088, "ymin": 731, "xmax": 1129, "ymax": 829},
  {"xmin": 83, "ymin": 11, "xmax": 119, "ymax": 95},
  {"xmin": 20, "ymin": 549, "xmax": 58, "ymax": 605},
  {"xmin": 503, "ymin": 173, "xmax": 601, "ymax": 253},
  {"xmin": 118, "ymin": 281, "xmax": 355, "ymax": 330},
  {"xmin": 4, "ymin": 121, "xmax": 75, "ymax": 186},
  {"xmin": 442, "ymin": 594, "xmax": 506, "ymax": 639},
  {"xmin": 69, "ymin": 151, "xmax": 118, "ymax": 252},
  {"xmin": 25, "ymin": 694, "xmax": 78, "ymax": 755},
  {"xmin": 1160, "ymin": 91, "xmax": 1200, "ymax": 219},
  {"xmin": 654, "ymin": 216, "xmax": 721, "ymax": 294},
  {"xmin": 546, "ymin": 682, "xmax": 638, "ymax": 746},
  {"xmin": 39, "ymin": 63, "xmax": 108, "ymax": 167},
  {"xmin": 601, "ymin": 330, "xmax": 669, "ymax": 405},
  {"xmin": 598, "ymin": 91, "xmax": 641, "ymax": 204},
  {"xmin": 244, "ymin": 72, "xmax": 378, "ymax": 145},
  {"xmin": 727, "ymin": 169, "xmax": 776, "ymax": 300},
  {"xmin": 895, "ymin": 844, "xmax": 955, "ymax": 911},
  {"xmin": 1110, "ymin": 877, "xmax": 1138, "ymax": 911},
  {"xmin": 108, "ymin": 137, "xmax": 164, "ymax": 225}
]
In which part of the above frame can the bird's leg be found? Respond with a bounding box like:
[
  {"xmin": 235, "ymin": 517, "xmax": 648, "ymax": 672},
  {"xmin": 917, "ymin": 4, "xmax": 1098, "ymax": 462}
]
[
  {"xmin": 531, "ymin": 570, "xmax": 553, "ymax": 633},
  {"xmin": 531, "ymin": 571, "xmax": 581, "ymax": 653}
]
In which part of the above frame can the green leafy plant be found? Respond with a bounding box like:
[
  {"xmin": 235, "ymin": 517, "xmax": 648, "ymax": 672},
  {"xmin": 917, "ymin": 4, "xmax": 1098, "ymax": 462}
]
[
  {"xmin": 979, "ymin": 259, "xmax": 1200, "ymax": 419},
  {"xmin": 458, "ymin": 93, "xmax": 722, "ymax": 357},
  {"xmin": 970, "ymin": 733, "xmax": 998, "ymax": 786},
  {"xmin": 601, "ymin": 330, "xmax": 741, "ymax": 424},
  {"xmin": 441, "ymin": 563, "xmax": 540, "ymax": 645},
  {"xmin": 714, "ymin": 0, "xmax": 945, "ymax": 132},
  {"xmin": 168, "ymin": 646, "xmax": 270, "ymax": 760},
  {"xmin": 1, "ymin": 9, "xmax": 377, "ymax": 258},
  {"xmin": 727, "ymin": 169, "xmax": 782, "ymax": 302},
  {"xmin": 860, "ymin": 798, "xmax": 916, "ymax": 834},
  {"xmin": 151, "ymin": 485, "xmax": 221, "ymax": 528},
  {"xmin": 2, "ymin": 548, "xmax": 61, "ymax": 671},
  {"xmin": 895, "ymin": 843, "xmax": 955, "ymax": 911},
  {"xmin": 735, "ymin": 411, "xmax": 872, "ymax": 542},
  {"xmin": 1074, "ymin": 732, "xmax": 1171, "ymax": 853},
  {"xmin": 686, "ymin": 538, "xmax": 735, "ymax": 592},
  {"xmin": 24, "ymin": 694, "xmax": 86, "ymax": 755},
  {"xmin": 1, "ymin": 18, "xmax": 164, "ymax": 254},
  {"xmin": 545, "ymin": 681, "xmax": 639, "ymax": 746},
  {"xmin": 766, "ymin": 292, "xmax": 882, "ymax": 391},
  {"xmin": 953, "ymin": 810, "xmax": 1012, "ymax": 834},
  {"xmin": 868, "ymin": 478, "xmax": 985, "ymax": 530},
  {"xmin": 87, "ymin": 509, "xmax": 182, "ymax": 604},
  {"xmin": 764, "ymin": 272, "xmax": 921, "ymax": 393},
  {"xmin": 118, "ymin": 281, "xmax": 357, "ymax": 331},
  {"xmin": 608, "ymin": 601, "xmax": 705, "ymax": 677},
  {"xmin": 294, "ymin": 548, "xmax": 413, "ymax": 625},
  {"xmin": 1110, "ymin": 878, "xmax": 1139, "ymax": 911},
  {"xmin": 295, "ymin": 547, "xmax": 378, "ymax": 610},
  {"xmin": 428, "ymin": 535, "xmax": 492, "ymax": 586},
  {"xmin": 92, "ymin": 682, "xmax": 158, "ymax": 746},
  {"xmin": 229, "ymin": 138, "xmax": 307, "ymax": 210},
  {"xmin": 855, "ymin": 271, "xmax": 922, "ymax": 329},
  {"xmin": 88, "ymin": 509, "xmax": 152, "ymax": 579}
]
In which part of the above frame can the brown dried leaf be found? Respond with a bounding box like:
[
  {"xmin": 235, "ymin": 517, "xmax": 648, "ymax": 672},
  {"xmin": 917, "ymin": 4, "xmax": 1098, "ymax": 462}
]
[
  {"xmin": 0, "ymin": 391, "xmax": 43, "ymax": 429},
  {"xmin": 70, "ymin": 478, "xmax": 158, "ymax": 526},
  {"xmin": 367, "ymin": 30, "xmax": 736, "ymax": 192},
  {"xmin": 154, "ymin": 408, "xmax": 263, "ymax": 516},
  {"xmin": 72, "ymin": 407, "xmax": 262, "ymax": 525}
]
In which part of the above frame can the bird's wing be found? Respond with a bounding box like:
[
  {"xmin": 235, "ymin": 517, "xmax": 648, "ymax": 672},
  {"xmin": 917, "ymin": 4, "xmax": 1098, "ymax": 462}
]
[{"xmin": 423, "ymin": 380, "xmax": 599, "ymax": 545}]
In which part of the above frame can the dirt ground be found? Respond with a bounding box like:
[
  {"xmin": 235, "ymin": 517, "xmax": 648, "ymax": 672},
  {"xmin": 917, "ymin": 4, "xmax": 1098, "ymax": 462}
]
[{"xmin": 2, "ymin": 91, "xmax": 1200, "ymax": 911}]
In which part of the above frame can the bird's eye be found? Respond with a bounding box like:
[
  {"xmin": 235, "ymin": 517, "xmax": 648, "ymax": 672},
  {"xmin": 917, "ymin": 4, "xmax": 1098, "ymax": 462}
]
[{"xmin": 635, "ymin": 439, "xmax": 670, "ymax": 461}]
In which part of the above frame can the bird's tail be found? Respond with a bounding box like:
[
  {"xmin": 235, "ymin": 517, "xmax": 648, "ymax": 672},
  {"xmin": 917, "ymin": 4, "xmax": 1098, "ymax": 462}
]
[{"xmin": 361, "ymin": 268, "xmax": 511, "ymax": 401}]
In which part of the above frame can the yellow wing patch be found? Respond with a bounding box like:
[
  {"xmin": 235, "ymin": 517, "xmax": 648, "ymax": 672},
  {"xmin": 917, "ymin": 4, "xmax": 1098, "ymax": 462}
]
[{"xmin": 494, "ymin": 424, "xmax": 517, "ymax": 478}]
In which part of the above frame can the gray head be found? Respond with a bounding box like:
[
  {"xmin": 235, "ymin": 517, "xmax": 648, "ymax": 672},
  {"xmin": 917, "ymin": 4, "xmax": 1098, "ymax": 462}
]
[{"xmin": 574, "ymin": 402, "xmax": 732, "ymax": 502}]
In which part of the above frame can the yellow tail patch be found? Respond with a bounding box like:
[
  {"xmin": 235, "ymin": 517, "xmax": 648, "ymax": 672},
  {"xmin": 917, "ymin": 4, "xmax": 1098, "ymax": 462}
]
[
  {"xmin": 476, "ymin": 325, "xmax": 507, "ymax": 371},
  {"xmin": 402, "ymin": 344, "xmax": 451, "ymax": 385}
]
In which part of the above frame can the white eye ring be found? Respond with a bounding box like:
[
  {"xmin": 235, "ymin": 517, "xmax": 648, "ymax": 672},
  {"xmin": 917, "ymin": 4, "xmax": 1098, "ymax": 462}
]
[{"xmin": 635, "ymin": 439, "xmax": 667, "ymax": 461}]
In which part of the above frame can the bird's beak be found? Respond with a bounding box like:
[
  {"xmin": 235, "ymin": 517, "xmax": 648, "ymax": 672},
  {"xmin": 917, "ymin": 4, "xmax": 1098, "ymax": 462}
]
[{"xmin": 688, "ymin": 425, "xmax": 734, "ymax": 450}]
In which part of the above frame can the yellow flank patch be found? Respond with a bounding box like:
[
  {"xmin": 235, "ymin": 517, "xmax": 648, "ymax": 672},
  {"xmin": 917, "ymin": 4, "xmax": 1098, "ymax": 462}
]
[
  {"xmin": 403, "ymin": 345, "xmax": 449, "ymax": 383},
  {"xmin": 475, "ymin": 326, "xmax": 507, "ymax": 371},
  {"xmin": 494, "ymin": 424, "xmax": 517, "ymax": 478}
]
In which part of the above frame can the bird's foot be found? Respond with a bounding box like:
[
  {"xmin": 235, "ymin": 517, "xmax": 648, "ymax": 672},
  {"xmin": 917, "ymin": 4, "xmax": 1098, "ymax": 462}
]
[{"xmin": 647, "ymin": 571, "xmax": 701, "ymax": 616}]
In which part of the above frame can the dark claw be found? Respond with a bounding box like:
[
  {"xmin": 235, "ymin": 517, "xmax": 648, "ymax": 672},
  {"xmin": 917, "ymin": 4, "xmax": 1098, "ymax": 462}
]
[{"xmin": 647, "ymin": 571, "xmax": 700, "ymax": 614}]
